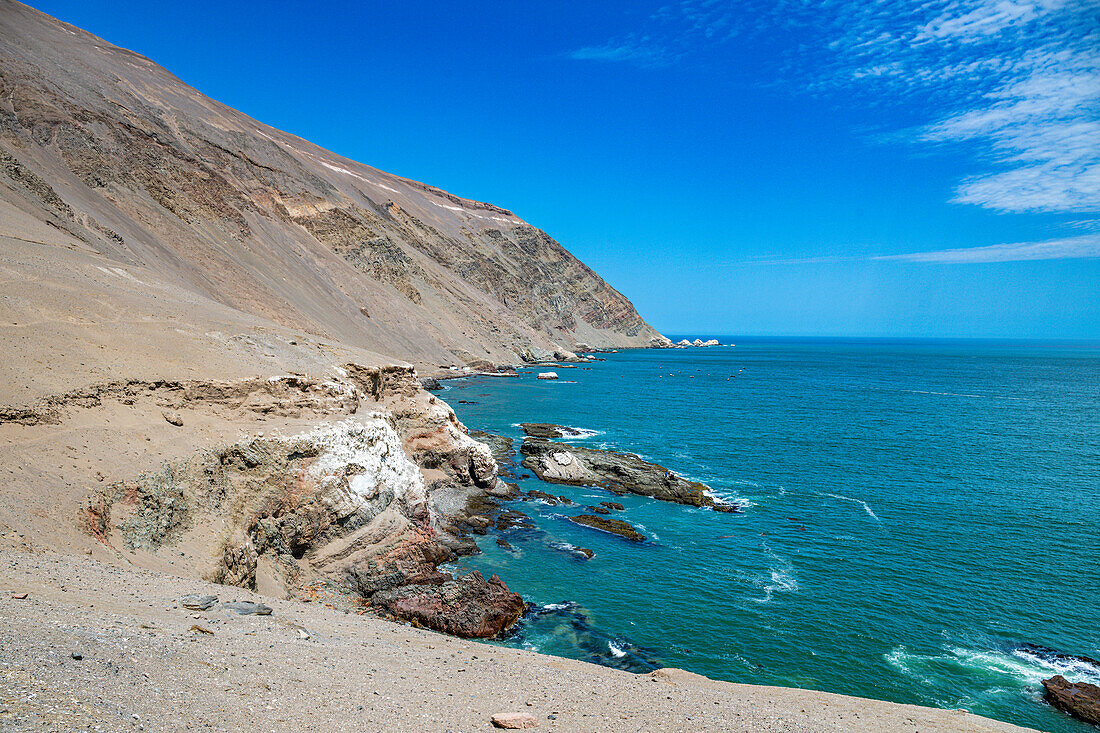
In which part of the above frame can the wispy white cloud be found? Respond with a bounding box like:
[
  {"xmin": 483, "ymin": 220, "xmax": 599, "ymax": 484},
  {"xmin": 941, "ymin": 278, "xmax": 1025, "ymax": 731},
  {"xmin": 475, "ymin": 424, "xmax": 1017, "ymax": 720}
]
[
  {"xmin": 570, "ymin": 0, "xmax": 1100, "ymax": 218},
  {"xmin": 754, "ymin": 234, "xmax": 1100, "ymax": 265},
  {"xmin": 568, "ymin": 36, "xmax": 671, "ymax": 67},
  {"xmin": 873, "ymin": 234, "xmax": 1100, "ymax": 262},
  {"xmin": 566, "ymin": 1, "xmax": 736, "ymax": 67}
]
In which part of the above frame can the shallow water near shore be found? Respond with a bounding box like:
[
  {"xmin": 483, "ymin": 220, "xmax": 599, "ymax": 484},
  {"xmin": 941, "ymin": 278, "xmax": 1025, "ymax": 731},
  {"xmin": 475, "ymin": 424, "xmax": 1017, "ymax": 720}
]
[{"xmin": 445, "ymin": 338, "xmax": 1100, "ymax": 733}]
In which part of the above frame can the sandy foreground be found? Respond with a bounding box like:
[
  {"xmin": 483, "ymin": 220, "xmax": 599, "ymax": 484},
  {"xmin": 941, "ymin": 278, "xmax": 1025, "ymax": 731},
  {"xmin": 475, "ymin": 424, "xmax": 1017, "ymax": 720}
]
[{"xmin": 0, "ymin": 551, "xmax": 1034, "ymax": 733}]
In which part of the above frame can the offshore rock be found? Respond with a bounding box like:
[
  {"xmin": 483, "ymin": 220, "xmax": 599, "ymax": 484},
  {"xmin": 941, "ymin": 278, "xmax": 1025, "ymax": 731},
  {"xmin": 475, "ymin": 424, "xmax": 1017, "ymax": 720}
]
[
  {"xmin": 520, "ymin": 423, "xmax": 571, "ymax": 438},
  {"xmin": 1043, "ymin": 675, "xmax": 1100, "ymax": 726},
  {"xmin": 521, "ymin": 438, "xmax": 728, "ymax": 509},
  {"xmin": 567, "ymin": 515, "xmax": 645, "ymax": 542},
  {"xmin": 371, "ymin": 571, "xmax": 527, "ymax": 638}
]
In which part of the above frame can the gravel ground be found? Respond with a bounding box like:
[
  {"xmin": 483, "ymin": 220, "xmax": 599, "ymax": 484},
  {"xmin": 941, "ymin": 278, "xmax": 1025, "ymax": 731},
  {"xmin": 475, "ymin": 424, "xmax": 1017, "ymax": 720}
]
[{"xmin": 0, "ymin": 551, "xmax": 1035, "ymax": 732}]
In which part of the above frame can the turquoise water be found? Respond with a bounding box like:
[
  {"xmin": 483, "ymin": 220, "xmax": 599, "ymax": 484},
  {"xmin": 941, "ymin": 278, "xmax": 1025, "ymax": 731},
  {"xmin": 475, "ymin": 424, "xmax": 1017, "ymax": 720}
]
[{"xmin": 443, "ymin": 339, "xmax": 1100, "ymax": 732}]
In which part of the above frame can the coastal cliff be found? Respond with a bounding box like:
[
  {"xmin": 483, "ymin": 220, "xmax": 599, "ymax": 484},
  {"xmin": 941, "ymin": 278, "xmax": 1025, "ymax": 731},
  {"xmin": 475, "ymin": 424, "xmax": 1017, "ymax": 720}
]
[{"xmin": 0, "ymin": 0, "xmax": 666, "ymax": 406}]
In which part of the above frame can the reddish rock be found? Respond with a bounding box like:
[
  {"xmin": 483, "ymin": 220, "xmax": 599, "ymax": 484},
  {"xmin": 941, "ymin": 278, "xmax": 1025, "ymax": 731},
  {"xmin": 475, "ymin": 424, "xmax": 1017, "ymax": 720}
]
[
  {"xmin": 491, "ymin": 712, "xmax": 538, "ymax": 729},
  {"xmin": 372, "ymin": 570, "xmax": 526, "ymax": 638},
  {"xmin": 1043, "ymin": 675, "xmax": 1100, "ymax": 726}
]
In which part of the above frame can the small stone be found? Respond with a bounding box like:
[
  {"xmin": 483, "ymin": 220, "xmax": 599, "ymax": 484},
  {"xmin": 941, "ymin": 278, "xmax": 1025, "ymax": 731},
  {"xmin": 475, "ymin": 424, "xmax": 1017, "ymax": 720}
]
[
  {"xmin": 189, "ymin": 624, "xmax": 213, "ymax": 635},
  {"xmin": 70, "ymin": 652, "xmax": 82, "ymax": 660},
  {"xmin": 10, "ymin": 592, "xmax": 27, "ymax": 600},
  {"xmin": 162, "ymin": 410, "xmax": 183, "ymax": 427},
  {"xmin": 297, "ymin": 629, "xmax": 310, "ymax": 640},
  {"xmin": 491, "ymin": 712, "xmax": 538, "ymax": 729}
]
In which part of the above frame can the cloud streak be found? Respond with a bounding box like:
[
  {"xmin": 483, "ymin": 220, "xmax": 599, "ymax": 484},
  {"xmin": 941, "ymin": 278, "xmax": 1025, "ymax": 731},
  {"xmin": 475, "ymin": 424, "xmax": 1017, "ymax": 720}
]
[
  {"xmin": 568, "ymin": 0, "xmax": 1100, "ymax": 216},
  {"xmin": 755, "ymin": 234, "xmax": 1100, "ymax": 265}
]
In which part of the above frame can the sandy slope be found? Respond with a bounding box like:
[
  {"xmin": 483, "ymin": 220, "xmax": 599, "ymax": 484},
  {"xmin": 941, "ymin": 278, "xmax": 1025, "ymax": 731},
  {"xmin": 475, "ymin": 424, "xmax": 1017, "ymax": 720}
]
[{"xmin": 0, "ymin": 551, "xmax": 1035, "ymax": 733}]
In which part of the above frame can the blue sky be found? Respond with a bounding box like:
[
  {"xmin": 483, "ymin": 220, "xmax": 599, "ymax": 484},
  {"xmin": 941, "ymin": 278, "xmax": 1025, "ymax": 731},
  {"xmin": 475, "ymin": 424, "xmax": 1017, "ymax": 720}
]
[{"xmin": 31, "ymin": 0, "xmax": 1100, "ymax": 338}]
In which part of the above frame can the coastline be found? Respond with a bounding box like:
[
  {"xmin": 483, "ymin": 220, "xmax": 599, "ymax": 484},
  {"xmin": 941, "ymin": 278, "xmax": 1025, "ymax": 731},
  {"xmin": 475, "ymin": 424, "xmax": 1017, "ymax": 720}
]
[{"xmin": 0, "ymin": 549, "xmax": 1035, "ymax": 732}]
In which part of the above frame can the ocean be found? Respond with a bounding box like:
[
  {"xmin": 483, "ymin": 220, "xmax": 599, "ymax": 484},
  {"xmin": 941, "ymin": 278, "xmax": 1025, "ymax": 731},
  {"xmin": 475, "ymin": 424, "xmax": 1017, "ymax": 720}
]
[{"xmin": 443, "ymin": 338, "xmax": 1100, "ymax": 733}]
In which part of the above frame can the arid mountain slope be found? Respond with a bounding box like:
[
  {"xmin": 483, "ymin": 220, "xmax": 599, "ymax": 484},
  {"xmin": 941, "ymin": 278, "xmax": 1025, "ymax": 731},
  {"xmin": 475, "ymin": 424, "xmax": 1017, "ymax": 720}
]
[{"xmin": 0, "ymin": 0, "xmax": 665, "ymax": 403}]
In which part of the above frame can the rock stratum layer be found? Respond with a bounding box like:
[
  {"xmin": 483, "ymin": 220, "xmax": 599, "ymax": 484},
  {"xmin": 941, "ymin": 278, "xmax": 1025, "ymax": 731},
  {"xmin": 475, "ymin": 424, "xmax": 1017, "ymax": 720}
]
[{"xmin": 0, "ymin": 0, "xmax": 666, "ymax": 406}]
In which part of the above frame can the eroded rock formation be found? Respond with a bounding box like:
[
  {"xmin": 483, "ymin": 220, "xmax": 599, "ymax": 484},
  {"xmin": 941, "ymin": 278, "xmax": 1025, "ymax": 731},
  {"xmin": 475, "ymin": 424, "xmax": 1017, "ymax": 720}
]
[{"xmin": 82, "ymin": 365, "xmax": 526, "ymax": 638}]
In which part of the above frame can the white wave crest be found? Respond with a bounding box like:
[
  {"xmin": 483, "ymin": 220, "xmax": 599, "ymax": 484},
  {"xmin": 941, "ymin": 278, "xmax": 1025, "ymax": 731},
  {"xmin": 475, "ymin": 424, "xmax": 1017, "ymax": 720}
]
[{"xmin": 826, "ymin": 493, "xmax": 880, "ymax": 521}]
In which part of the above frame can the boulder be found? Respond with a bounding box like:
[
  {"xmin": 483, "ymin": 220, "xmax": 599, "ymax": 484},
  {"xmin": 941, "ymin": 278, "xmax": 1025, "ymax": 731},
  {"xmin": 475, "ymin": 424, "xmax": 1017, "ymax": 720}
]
[
  {"xmin": 585, "ymin": 505, "xmax": 610, "ymax": 515},
  {"xmin": 419, "ymin": 377, "xmax": 443, "ymax": 391},
  {"xmin": 536, "ymin": 372, "xmax": 558, "ymax": 380},
  {"xmin": 179, "ymin": 594, "xmax": 217, "ymax": 611},
  {"xmin": 220, "ymin": 601, "xmax": 272, "ymax": 615},
  {"xmin": 568, "ymin": 514, "xmax": 645, "ymax": 542},
  {"xmin": 600, "ymin": 501, "xmax": 624, "ymax": 511},
  {"xmin": 1043, "ymin": 675, "xmax": 1100, "ymax": 725},
  {"xmin": 371, "ymin": 570, "xmax": 527, "ymax": 639}
]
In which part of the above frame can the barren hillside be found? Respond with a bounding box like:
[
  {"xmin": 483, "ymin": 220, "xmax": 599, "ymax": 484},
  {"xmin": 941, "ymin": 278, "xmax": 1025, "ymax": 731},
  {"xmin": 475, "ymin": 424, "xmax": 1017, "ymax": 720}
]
[{"xmin": 0, "ymin": 0, "xmax": 665, "ymax": 404}]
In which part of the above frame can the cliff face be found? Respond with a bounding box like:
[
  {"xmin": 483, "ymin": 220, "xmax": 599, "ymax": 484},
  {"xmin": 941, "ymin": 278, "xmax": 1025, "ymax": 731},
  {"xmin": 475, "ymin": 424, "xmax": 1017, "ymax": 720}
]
[{"xmin": 0, "ymin": 0, "xmax": 665, "ymax": 396}]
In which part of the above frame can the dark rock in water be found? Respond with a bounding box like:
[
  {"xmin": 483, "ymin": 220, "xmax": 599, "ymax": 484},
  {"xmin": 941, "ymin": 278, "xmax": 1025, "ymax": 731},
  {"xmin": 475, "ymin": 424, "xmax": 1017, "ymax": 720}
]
[
  {"xmin": 506, "ymin": 602, "xmax": 662, "ymax": 674},
  {"xmin": 526, "ymin": 489, "xmax": 559, "ymax": 505},
  {"xmin": 495, "ymin": 508, "xmax": 533, "ymax": 531},
  {"xmin": 521, "ymin": 438, "xmax": 720, "ymax": 509},
  {"xmin": 496, "ymin": 538, "xmax": 514, "ymax": 551},
  {"xmin": 557, "ymin": 495, "xmax": 573, "ymax": 505},
  {"xmin": 600, "ymin": 501, "xmax": 624, "ymax": 511},
  {"xmin": 419, "ymin": 377, "xmax": 443, "ymax": 391},
  {"xmin": 1043, "ymin": 675, "xmax": 1100, "ymax": 725},
  {"xmin": 575, "ymin": 547, "xmax": 594, "ymax": 559},
  {"xmin": 568, "ymin": 514, "xmax": 645, "ymax": 542},
  {"xmin": 1016, "ymin": 643, "xmax": 1100, "ymax": 669},
  {"xmin": 520, "ymin": 423, "xmax": 575, "ymax": 438},
  {"xmin": 712, "ymin": 503, "xmax": 743, "ymax": 513},
  {"xmin": 179, "ymin": 594, "xmax": 217, "ymax": 611},
  {"xmin": 585, "ymin": 505, "xmax": 610, "ymax": 515},
  {"xmin": 371, "ymin": 570, "xmax": 527, "ymax": 639},
  {"xmin": 220, "ymin": 601, "xmax": 272, "ymax": 615}
]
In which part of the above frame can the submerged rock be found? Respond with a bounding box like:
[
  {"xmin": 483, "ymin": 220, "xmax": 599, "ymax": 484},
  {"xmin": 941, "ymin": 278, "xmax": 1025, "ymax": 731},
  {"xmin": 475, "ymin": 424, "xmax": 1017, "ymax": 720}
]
[
  {"xmin": 521, "ymin": 438, "xmax": 734, "ymax": 510},
  {"xmin": 567, "ymin": 514, "xmax": 645, "ymax": 542},
  {"xmin": 1043, "ymin": 675, "xmax": 1100, "ymax": 725},
  {"xmin": 371, "ymin": 570, "xmax": 527, "ymax": 638}
]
